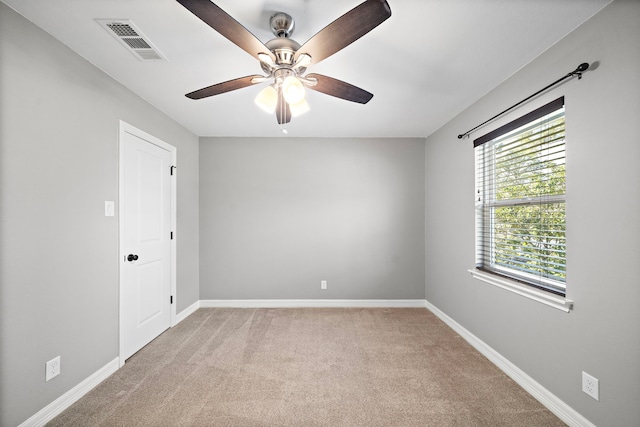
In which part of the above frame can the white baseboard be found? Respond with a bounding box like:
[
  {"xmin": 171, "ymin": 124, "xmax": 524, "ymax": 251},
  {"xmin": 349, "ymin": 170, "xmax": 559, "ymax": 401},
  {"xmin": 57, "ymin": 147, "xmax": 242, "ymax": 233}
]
[
  {"xmin": 423, "ymin": 300, "xmax": 595, "ymax": 427},
  {"xmin": 175, "ymin": 300, "xmax": 200, "ymax": 325},
  {"xmin": 199, "ymin": 299, "xmax": 428, "ymax": 308},
  {"xmin": 21, "ymin": 300, "xmax": 592, "ymax": 427},
  {"xmin": 19, "ymin": 357, "xmax": 119, "ymax": 427}
]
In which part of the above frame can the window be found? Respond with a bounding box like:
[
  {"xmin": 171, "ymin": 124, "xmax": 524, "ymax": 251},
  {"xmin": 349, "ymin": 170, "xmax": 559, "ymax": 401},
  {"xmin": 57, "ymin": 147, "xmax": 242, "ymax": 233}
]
[{"xmin": 474, "ymin": 97, "xmax": 567, "ymax": 298}]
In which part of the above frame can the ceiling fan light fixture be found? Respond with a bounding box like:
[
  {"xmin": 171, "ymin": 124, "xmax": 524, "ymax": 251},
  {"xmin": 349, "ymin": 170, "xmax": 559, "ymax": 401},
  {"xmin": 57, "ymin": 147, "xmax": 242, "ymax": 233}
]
[
  {"xmin": 289, "ymin": 98, "xmax": 310, "ymax": 117},
  {"xmin": 293, "ymin": 53, "xmax": 312, "ymax": 70},
  {"xmin": 282, "ymin": 76, "xmax": 305, "ymax": 104},
  {"xmin": 257, "ymin": 53, "xmax": 275, "ymax": 66},
  {"xmin": 255, "ymin": 85, "xmax": 278, "ymax": 114},
  {"xmin": 177, "ymin": 0, "xmax": 392, "ymax": 127}
]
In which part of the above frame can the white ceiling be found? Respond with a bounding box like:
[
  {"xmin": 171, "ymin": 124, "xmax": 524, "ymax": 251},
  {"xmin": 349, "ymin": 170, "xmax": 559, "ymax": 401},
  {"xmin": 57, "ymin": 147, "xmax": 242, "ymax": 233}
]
[{"xmin": 3, "ymin": 0, "xmax": 610, "ymax": 138}]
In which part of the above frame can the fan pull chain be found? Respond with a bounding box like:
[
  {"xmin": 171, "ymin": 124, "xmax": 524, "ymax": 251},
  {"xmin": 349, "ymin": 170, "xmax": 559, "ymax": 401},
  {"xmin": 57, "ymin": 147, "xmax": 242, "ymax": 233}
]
[{"xmin": 278, "ymin": 86, "xmax": 288, "ymax": 134}]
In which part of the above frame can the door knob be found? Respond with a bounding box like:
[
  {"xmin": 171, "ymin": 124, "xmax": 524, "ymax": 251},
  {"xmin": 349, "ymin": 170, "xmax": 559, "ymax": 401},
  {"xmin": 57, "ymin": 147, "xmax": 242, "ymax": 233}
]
[{"xmin": 127, "ymin": 254, "xmax": 139, "ymax": 262}]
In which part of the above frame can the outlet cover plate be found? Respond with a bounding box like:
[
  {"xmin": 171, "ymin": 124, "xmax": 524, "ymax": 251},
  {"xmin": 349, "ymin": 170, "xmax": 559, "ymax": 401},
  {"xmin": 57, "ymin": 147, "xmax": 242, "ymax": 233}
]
[
  {"xmin": 46, "ymin": 356, "xmax": 61, "ymax": 382},
  {"xmin": 582, "ymin": 371, "xmax": 599, "ymax": 401}
]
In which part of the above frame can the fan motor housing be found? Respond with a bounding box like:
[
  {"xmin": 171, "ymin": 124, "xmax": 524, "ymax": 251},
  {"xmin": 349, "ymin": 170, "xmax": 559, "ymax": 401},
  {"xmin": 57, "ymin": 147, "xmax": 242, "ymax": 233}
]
[
  {"xmin": 261, "ymin": 37, "xmax": 305, "ymax": 74},
  {"xmin": 260, "ymin": 12, "xmax": 305, "ymax": 73},
  {"xmin": 266, "ymin": 38, "xmax": 300, "ymax": 63}
]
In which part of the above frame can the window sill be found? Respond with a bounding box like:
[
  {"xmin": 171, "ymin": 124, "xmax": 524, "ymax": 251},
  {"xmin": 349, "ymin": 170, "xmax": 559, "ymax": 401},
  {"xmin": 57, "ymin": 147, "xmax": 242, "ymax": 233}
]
[{"xmin": 468, "ymin": 269, "xmax": 573, "ymax": 312}]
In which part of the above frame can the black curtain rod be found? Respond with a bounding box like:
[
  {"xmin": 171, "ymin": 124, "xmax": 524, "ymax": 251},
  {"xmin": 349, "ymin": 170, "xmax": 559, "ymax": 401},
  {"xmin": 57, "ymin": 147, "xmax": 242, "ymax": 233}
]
[{"xmin": 457, "ymin": 62, "xmax": 590, "ymax": 140}]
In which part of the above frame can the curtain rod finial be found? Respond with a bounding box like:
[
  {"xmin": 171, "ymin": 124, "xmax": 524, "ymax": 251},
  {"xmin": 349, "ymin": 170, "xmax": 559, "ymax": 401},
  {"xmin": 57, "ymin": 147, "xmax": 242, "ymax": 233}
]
[
  {"xmin": 576, "ymin": 62, "xmax": 590, "ymax": 73},
  {"xmin": 571, "ymin": 62, "xmax": 590, "ymax": 79}
]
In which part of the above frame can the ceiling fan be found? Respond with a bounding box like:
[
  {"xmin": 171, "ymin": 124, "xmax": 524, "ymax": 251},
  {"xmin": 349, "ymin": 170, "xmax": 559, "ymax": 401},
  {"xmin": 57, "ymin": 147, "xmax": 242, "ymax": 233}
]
[{"xmin": 176, "ymin": 0, "xmax": 392, "ymax": 126}]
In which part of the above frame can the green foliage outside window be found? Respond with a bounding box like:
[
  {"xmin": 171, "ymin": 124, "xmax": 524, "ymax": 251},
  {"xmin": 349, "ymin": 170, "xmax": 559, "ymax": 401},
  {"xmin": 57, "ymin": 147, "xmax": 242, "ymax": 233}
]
[{"xmin": 489, "ymin": 116, "xmax": 566, "ymax": 283}]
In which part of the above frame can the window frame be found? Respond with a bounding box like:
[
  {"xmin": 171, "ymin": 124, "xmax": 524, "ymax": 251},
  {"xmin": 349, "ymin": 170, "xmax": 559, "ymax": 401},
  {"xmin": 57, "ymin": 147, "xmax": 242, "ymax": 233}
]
[{"xmin": 470, "ymin": 97, "xmax": 573, "ymax": 312}]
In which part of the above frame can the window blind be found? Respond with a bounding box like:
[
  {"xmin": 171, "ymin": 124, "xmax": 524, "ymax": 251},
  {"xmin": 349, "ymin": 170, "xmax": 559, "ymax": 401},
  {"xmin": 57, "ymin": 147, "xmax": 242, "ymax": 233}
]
[{"xmin": 474, "ymin": 97, "xmax": 566, "ymax": 296}]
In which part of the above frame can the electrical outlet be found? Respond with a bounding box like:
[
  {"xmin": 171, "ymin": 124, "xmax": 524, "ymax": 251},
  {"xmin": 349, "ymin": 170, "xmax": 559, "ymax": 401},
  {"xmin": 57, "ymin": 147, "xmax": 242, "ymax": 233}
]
[
  {"xmin": 321, "ymin": 280, "xmax": 327, "ymax": 290},
  {"xmin": 582, "ymin": 371, "xmax": 599, "ymax": 401},
  {"xmin": 46, "ymin": 356, "xmax": 61, "ymax": 382}
]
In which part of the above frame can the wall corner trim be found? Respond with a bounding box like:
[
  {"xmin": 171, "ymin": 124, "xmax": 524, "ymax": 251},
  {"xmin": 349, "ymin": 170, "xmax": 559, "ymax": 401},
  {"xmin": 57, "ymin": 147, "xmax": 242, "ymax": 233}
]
[
  {"xmin": 18, "ymin": 357, "xmax": 120, "ymax": 427},
  {"xmin": 423, "ymin": 299, "xmax": 596, "ymax": 427}
]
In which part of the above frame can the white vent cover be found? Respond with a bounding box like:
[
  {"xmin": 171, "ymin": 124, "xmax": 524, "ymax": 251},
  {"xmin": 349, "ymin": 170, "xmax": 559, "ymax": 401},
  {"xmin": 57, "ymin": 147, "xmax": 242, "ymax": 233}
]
[{"xmin": 96, "ymin": 19, "xmax": 166, "ymax": 61}]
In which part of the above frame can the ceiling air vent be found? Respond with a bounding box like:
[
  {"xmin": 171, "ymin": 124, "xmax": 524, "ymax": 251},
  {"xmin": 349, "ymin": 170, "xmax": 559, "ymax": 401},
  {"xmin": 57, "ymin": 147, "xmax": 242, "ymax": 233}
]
[{"xmin": 96, "ymin": 19, "xmax": 166, "ymax": 61}]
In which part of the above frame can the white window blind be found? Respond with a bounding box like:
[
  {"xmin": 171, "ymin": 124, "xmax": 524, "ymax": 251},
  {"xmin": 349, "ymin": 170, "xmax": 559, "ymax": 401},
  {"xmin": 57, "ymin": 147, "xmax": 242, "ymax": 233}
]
[{"xmin": 474, "ymin": 97, "xmax": 566, "ymax": 296}]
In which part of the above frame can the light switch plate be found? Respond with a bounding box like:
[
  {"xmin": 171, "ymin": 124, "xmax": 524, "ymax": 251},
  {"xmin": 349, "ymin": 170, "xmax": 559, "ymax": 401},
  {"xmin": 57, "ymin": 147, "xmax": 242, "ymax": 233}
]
[{"xmin": 105, "ymin": 201, "xmax": 115, "ymax": 217}]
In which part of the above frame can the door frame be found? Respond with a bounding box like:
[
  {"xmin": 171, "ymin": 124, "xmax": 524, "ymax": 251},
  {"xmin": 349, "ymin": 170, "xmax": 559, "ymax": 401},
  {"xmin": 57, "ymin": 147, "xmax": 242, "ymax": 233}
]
[{"xmin": 118, "ymin": 121, "xmax": 177, "ymax": 367}]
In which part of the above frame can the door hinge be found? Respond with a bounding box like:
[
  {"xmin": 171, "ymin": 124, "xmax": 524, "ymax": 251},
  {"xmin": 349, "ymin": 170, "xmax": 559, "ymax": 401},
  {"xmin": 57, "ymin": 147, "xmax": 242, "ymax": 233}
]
[
  {"xmin": 170, "ymin": 295, "xmax": 173, "ymax": 304},
  {"xmin": 170, "ymin": 165, "xmax": 176, "ymax": 176},
  {"xmin": 170, "ymin": 231, "xmax": 174, "ymax": 240}
]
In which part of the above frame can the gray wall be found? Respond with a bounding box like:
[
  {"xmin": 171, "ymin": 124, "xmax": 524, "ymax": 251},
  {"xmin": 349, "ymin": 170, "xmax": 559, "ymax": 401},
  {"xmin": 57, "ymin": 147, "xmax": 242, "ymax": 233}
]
[
  {"xmin": 0, "ymin": 3, "xmax": 199, "ymax": 426},
  {"xmin": 199, "ymin": 137, "xmax": 425, "ymax": 300},
  {"xmin": 424, "ymin": 1, "xmax": 640, "ymax": 426},
  {"xmin": 3, "ymin": 0, "xmax": 637, "ymax": 425}
]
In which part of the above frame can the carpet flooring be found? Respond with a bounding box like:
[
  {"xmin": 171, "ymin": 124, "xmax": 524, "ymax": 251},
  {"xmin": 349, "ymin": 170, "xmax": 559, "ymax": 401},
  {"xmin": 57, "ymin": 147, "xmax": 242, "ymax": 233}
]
[{"xmin": 48, "ymin": 308, "xmax": 565, "ymax": 426}]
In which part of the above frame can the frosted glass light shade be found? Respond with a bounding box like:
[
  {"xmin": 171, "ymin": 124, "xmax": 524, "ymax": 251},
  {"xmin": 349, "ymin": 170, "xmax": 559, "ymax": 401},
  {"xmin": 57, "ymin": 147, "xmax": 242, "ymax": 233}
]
[
  {"xmin": 289, "ymin": 98, "xmax": 310, "ymax": 117},
  {"xmin": 257, "ymin": 53, "xmax": 275, "ymax": 66},
  {"xmin": 282, "ymin": 76, "xmax": 305, "ymax": 104},
  {"xmin": 294, "ymin": 53, "xmax": 311, "ymax": 69},
  {"xmin": 255, "ymin": 85, "xmax": 278, "ymax": 114}
]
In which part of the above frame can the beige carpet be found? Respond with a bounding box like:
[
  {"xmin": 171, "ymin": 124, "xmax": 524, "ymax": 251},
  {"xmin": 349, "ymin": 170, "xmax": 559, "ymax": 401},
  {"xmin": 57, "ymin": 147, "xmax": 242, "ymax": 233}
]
[{"xmin": 48, "ymin": 308, "xmax": 565, "ymax": 426}]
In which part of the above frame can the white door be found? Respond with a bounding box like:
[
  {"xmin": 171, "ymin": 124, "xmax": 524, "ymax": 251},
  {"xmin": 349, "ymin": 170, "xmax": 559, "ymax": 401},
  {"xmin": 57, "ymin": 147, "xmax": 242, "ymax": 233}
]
[{"xmin": 121, "ymin": 129, "xmax": 172, "ymax": 360}]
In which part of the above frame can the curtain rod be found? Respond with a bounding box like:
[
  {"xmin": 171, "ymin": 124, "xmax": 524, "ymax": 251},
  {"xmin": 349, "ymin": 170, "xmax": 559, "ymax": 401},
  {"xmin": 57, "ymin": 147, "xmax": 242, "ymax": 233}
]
[{"xmin": 457, "ymin": 62, "xmax": 589, "ymax": 140}]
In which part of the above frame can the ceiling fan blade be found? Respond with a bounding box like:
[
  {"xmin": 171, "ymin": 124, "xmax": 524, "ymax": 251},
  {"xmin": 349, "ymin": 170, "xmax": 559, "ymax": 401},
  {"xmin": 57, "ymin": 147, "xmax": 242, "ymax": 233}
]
[
  {"xmin": 305, "ymin": 74, "xmax": 373, "ymax": 104},
  {"xmin": 276, "ymin": 88, "xmax": 291, "ymax": 124},
  {"xmin": 294, "ymin": 0, "xmax": 391, "ymax": 66},
  {"xmin": 176, "ymin": 0, "xmax": 275, "ymax": 62},
  {"xmin": 185, "ymin": 75, "xmax": 264, "ymax": 99}
]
